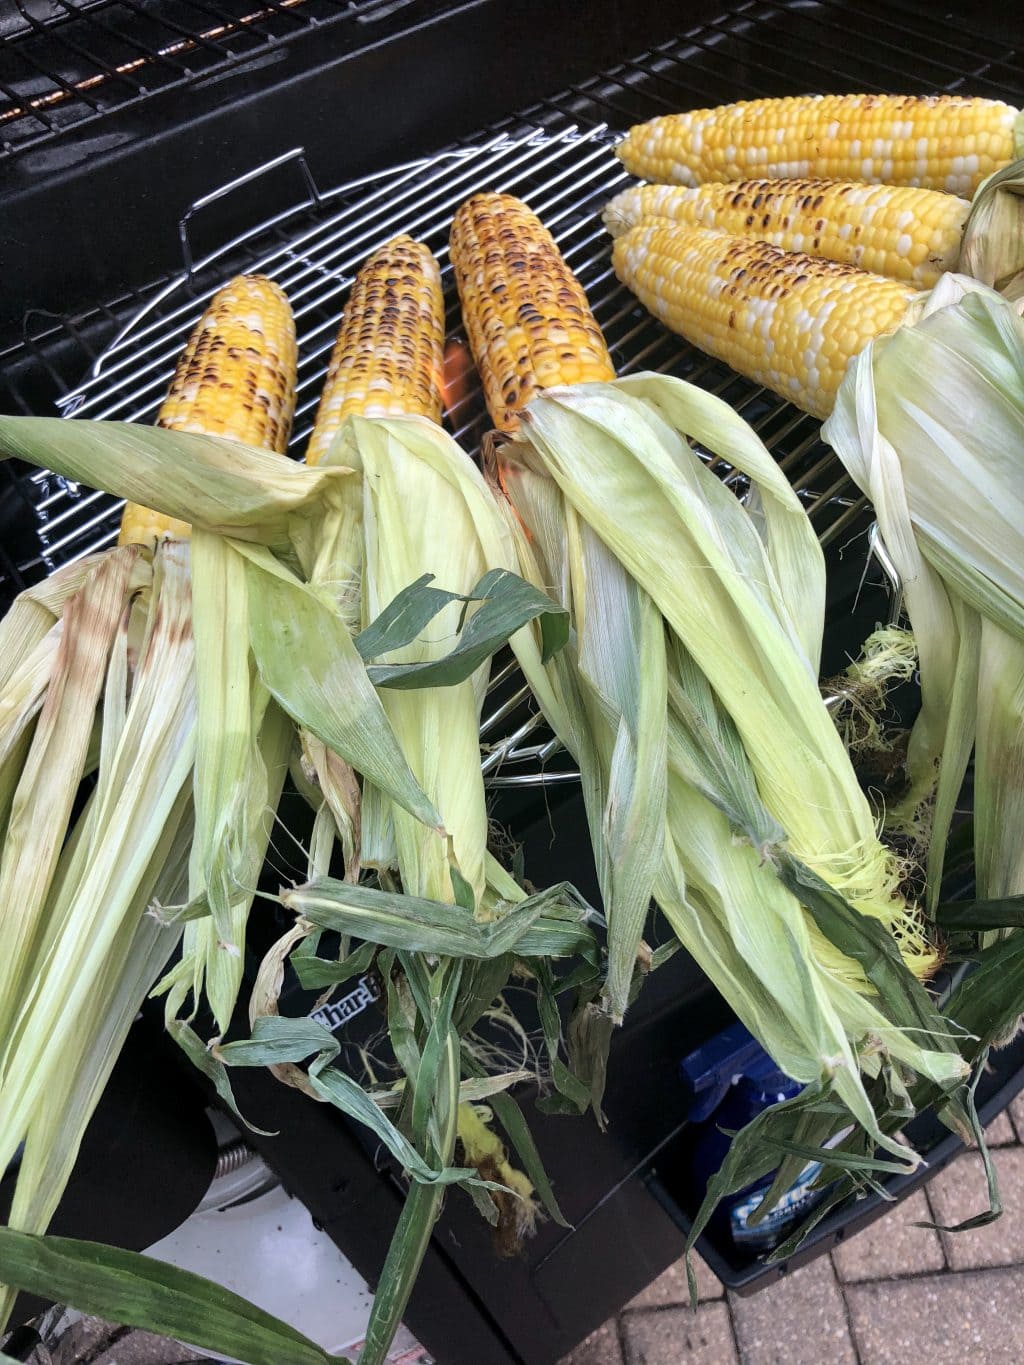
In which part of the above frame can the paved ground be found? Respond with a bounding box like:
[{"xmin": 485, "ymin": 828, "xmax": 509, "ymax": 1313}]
[
  {"xmin": 559, "ymin": 1094, "xmax": 1024, "ymax": 1365},
  {"xmin": 9, "ymin": 1097, "xmax": 1024, "ymax": 1364}
]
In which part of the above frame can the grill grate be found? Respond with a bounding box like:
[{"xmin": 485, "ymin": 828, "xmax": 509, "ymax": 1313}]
[
  {"xmin": 28, "ymin": 120, "xmax": 869, "ymax": 570},
  {"xmin": 0, "ymin": 0, "xmax": 430, "ymax": 159},
  {"xmin": 3, "ymin": 0, "xmax": 1022, "ymax": 783}
]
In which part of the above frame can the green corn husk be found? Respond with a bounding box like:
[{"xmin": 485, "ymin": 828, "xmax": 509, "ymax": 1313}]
[
  {"xmin": 0, "ymin": 410, "xmax": 587, "ymax": 1362},
  {"xmin": 496, "ymin": 375, "xmax": 967, "ymax": 1175},
  {"xmin": 341, "ymin": 414, "xmax": 524, "ymax": 907},
  {"xmin": 0, "ymin": 547, "xmax": 148, "ymax": 1050},
  {"xmin": 0, "ymin": 784, "xmax": 193, "ymax": 1328},
  {"xmin": 0, "ymin": 417, "xmax": 447, "ymax": 1333},
  {"xmin": 509, "ymin": 376, "xmax": 937, "ymax": 974},
  {"xmin": 824, "ymin": 277, "xmax": 1024, "ymax": 904},
  {"xmin": 306, "ymin": 413, "xmax": 577, "ymax": 1361}
]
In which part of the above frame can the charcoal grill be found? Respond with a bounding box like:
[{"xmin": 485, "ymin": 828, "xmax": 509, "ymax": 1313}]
[{"xmin": 3, "ymin": 2, "xmax": 1024, "ymax": 1362}]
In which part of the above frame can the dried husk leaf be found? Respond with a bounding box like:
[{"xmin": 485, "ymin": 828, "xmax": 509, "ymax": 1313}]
[
  {"xmin": 0, "ymin": 543, "xmax": 196, "ymax": 1188},
  {"xmin": 0, "ymin": 547, "xmax": 145, "ymax": 1051}
]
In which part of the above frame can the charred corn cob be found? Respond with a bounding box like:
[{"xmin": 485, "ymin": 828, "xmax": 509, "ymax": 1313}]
[
  {"xmin": 450, "ymin": 193, "xmax": 615, "ymax": 432},
  {"xmin": 613, "ymin": 222, "xmax": 916, "ymax": 419},
  {"xmin": 119, "ymin": 275, "xmax": 297, "ymax": 547},
  {"xmin": 306, "ymin": 235, "xmax": 444, "ymax": 466},
  {"xmin": 617, "ymin": 95, "xmax": 1024, "ymax": 198},
  {"xmin": 604, "ymin": 179, "xmax": 970, "ymax": 289}
]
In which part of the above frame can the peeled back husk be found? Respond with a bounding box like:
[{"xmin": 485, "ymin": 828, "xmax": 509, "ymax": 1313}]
[{"xmin": 509, "ymin": 375, "xmax": 936, "ymax": 981}]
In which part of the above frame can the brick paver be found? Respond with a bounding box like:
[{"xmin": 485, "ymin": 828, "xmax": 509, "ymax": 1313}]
[
  {"xmin": 556, "ymin": 1102, "xmax": 1024, "ymax": 1365},
  {"xmin": 846, "ymin": 1266, "xmax": 1024, "ymax": 1363},
  {"xmin": 985, "ymin": 1109, "xmax": 1017, "ymax": 1145},
  {"xmin": 729, "ymin": 1259, "xmax": 855, "ymax": 1365},
  {"xmin": 832, "ymin": 1187, "xmax": 944, "ymax": 1282},
  {"xmin": 561, "ymin": 1319, "xmax": 625, "ymax": 1365},
  {"xmin": 625, "ymin": 1250, "xmax": 723, "ymax": 1308},
  {"xmin": 927, "ymin": 1147, "xmax": 1024, "ymax": 1270},
  {"xmin": 620, "ymin": 1302, "xmax": 737, "ymax": 1364},
  {"xmin": 1008, "ymin": 1091, "xmax": 1024, "ymax": 1141}
]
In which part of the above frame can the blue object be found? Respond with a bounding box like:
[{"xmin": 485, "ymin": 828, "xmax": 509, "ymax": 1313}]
[{"xmin": 681, "ymin": 1024, "xmax": 828, "ymax": 1252}]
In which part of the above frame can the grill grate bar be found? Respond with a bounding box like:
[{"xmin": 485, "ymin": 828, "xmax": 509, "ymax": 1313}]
[
  {"xmin": 66, "ymin": 129, "xmax": 620, "ymax": 441},
  {"xmin": 790, "ymin": 2, "xmax": 1024, "ymax": 95},
  {"xmin": 814, "ymin": 0, "xmax": 1022, "ymax": 64}
]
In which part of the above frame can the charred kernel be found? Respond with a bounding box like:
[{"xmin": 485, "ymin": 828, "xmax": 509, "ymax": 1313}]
[
  {"xmin": 450, "ymin": 192, "xmax": 614, "ymax": 433},
  {"xmin": 119, "ymin": 274, "xmax": 297, "ymax": 547},
  {"xmin": 611, "ymin": 221, "xmax": 915, "ymax": 420},
  {"xmin": 306, "ymin": 235, "xmax": 444, "ymax": 466},
  {"xmin": 602, "ymin": 177, "xmax": 970, "ymax": 289}
]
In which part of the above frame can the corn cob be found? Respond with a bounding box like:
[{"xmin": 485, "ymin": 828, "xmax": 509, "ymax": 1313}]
[
  {"xmin": 305, "ymin": 235, "xmax": 445, "ymax": 466},
  {"xmin": 119, "ymin": 275, "xmax": 297, "ymax": 547},
  {"xmin": 612, "ymin": 222, "xmax": 916, "ymax": 419},
  {"xmin": 617, "ymin": 95, "xmax": 1024, "ymax": 198},
  {"xmin": 450, "ymin": 193, "xmax": 615, "ymax": 432},
  {"xmin": 604, "ymin": 179, "xmax": 970, "ymax": 290}
]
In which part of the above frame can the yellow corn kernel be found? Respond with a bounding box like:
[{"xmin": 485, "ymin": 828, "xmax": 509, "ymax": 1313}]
[
  {"xmin": 604, "ymin": 179, "xmax": 970, "ymax": 289},
  {"xmin": 617, "ymin": 94, "xmax": 1022, "ymax": 198},
  {"xmin": 305, "ymin": 235, "xmax": 444, "ymax": 467},
  {"xmin": 119, "ymin": 274, "xmax": 297, "ymax": 547},
  {"xmin": 612, "ymin": 222, "xmax": 916, "ymax": 419},
  {"xmin": 450, "ymin": 192, "xmax": 615, "ymax": 432}
]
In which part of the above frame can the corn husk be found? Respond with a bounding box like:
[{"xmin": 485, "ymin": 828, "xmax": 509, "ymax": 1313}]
[
  {"xmin": 0, "ymin": 547, "xmax": 147, "ymax": 1050},
  {"xmin": 961, "ymin": 157, "xmax": 1024, "ymax": 300},
  {"xmin": 0, "ymin": 782, "xmax": 193, "ymax": 1326},
  {"xmin": 824, "ymin": 277, "xmax": 1024, "ymax": 901},
  {"xmin": 0, "ymin": 409, "xmax": 586, "ymax": 1360},
  {"xmin": 508, "ymin": 376, "xmax": 935, "ymax": 976},
  {"xmin": 339, "ymin": 415, "xmax": 510, "ymax": 906},
  {"xmin": 0, "ymin": 417, "xmax": 447, "ymax": 1332},
  {"xmin": 0, "ymin": 418, "xmax": 348, "ymax": 552}
]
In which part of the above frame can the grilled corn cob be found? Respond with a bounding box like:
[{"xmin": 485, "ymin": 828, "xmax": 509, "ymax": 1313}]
[
  {"xmin": 613, "ymin": 221, "xmax": 916, "ymax": 419},
  {"xmin": 617, "ymin": 95, "xmax": 1024, "ymax": 198},
  {"xmin": 604, "ymin": 179, "xmax": 970, "ymax": 289},
  {"xmin": 450, "ymin": 193, "xmax": 615, "ymax": 432},
  {"xmin": 119, "ymin": 275, "xmax": 297, "ymax": 547},
  {"xmin": 306, "ymin": 235, "xmax": 445, "ymax": 466}
]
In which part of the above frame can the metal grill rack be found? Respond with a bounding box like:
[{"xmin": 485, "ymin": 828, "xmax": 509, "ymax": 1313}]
[{"xmin": 0, "ymin": 0, "xmax": 432, "ymax": 159}]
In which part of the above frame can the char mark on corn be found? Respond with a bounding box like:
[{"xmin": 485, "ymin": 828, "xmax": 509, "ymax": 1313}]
[
  {"xmin": 616, "ymin": 94, "xmax": 1021, "ymax": 197},
  {"xmin": 450, "ymin": 192, "xmax": 615, "ymax": 433},
  {"xmin": 305, "ymin": 234, "xmax": 445, "ymax": 466},
  {"xmin": 603, "ymin": 179, "xmax": 970, "ymax": 290},
  {"xmin": 612, "ymin": 221, "xmax": 916, "ymax": 419},
  {"xmin": 119, "ymin": 274, "xmax": 297, "ymax": 548}
]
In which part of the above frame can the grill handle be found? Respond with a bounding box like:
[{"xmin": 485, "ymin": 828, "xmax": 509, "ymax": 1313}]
[{"xmin": 178, "ymin": 147, "xmax": 323, "ymax": 277}]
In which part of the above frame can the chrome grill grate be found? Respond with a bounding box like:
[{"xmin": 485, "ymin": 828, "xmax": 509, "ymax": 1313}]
[
  {"xmin": 4, "ymin": 0, "xmax": 1022, "ymax": 783},
  {"xmin": 34, "ymin": 123, "xmax": 865, "ymax": 569}
]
